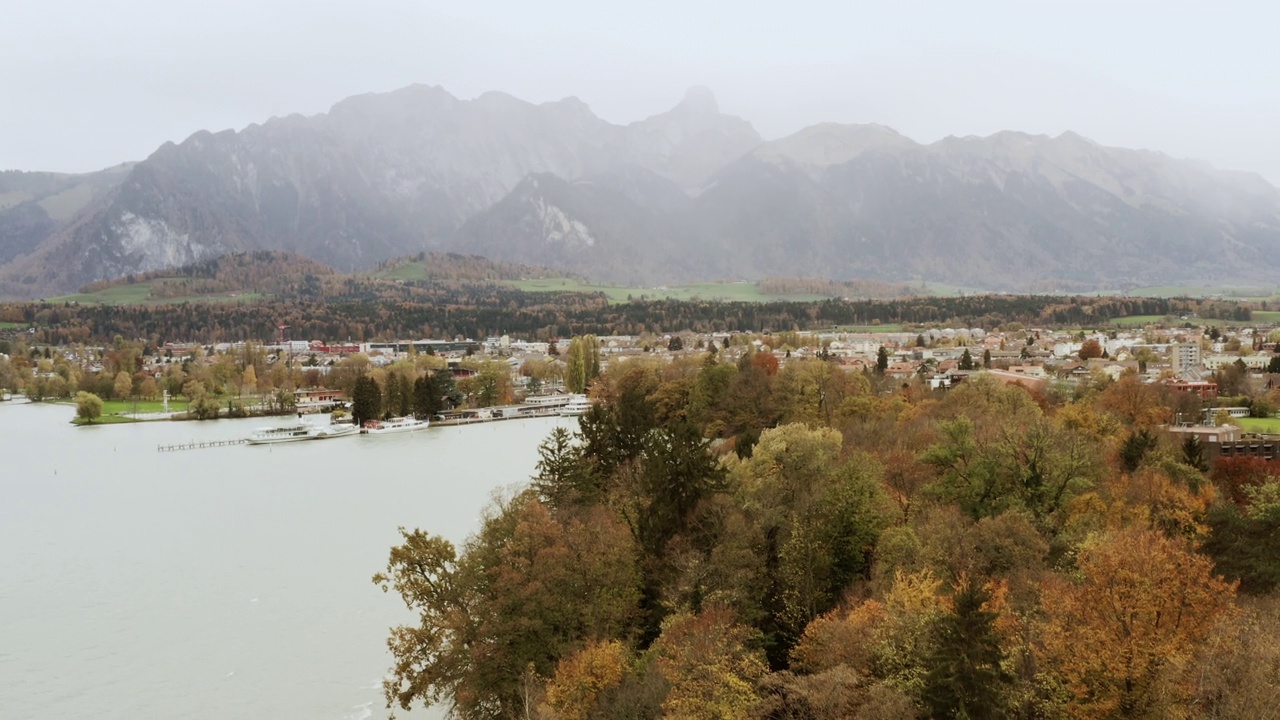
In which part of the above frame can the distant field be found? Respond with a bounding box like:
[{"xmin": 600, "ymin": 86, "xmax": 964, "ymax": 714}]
[
  {"xmin": 47, "ymin": 280, "xmax": 262, "ymax": 305},
  {"xmin": 833, "ymin": 324, "xmax": 906, "ymax": 333},
  {"xmin": 1236, "ymin": 417, "xmax": 1280, "ymax": 433},
  {"xmin": 507, "ymin": 278, "xmax": 835, "ymax": 303},
  {"xmin": 1124, "ymin": 285, "xmax": 1277, "ymax": 300},
  {"xmin": 372, "ymin": 261, "xmax": 439, "ymax": 282},
  {"xmin": 0, "ymin": 321, "xmax": 24, "ymax": 329},
  {"xmin": 1252, "ymin": 311, "xmax": 1280, "ymax": 323},
  {"xmin": 1109, "ymin": 315, "xmax": 1171, "ymax": 327}
]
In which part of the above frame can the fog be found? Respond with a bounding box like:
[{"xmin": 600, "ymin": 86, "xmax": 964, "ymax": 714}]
[{"xmin": 2, "ymin": 0, "xmax": 1278, "ymax": 182}]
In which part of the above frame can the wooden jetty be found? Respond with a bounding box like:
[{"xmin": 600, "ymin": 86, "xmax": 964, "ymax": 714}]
[{"xmin": 157, "ymin": 438, "xmax": 248, "ymax": 452}]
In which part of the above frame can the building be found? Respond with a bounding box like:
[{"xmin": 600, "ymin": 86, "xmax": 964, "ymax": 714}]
[
  {"xmin": 1170, "ymin": 342, "xmax": 1201, "ymax": 374},
  {"xmin": 1166, "ymin": 379, "xmax": 1218, "ymax": 401}
]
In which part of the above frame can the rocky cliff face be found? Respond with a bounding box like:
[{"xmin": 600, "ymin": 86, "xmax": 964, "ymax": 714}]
[{"xmin": 3, "ymin": 84, "xmax": 1279, "ymax": 297}]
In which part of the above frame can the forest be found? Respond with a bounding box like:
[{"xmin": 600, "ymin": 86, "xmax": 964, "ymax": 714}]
[
  {"xmin": 0, "ymin": 291, "xmax": 1206, "ymax": 345},
  {"xmin": 373, "ymin": 352, "xmax": 1280, "ymax": 720}
]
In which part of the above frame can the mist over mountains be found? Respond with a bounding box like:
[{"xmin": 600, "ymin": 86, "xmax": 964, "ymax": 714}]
[{"xmin": 2, "ymin": 84, "xmax": 1279, "ymax": 297}]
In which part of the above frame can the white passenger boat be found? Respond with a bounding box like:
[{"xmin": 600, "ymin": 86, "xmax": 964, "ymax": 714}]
[
  {"xmin": 361, "ymin": 416, "xmax": 429, "ymax": 434},
  {"xmin": 314, "ymin": 422, "xmax": 359, "ymax": 439},
  {"xmin": 557, "ymin": 395, "xmax": 592, "ymax": 416},
  {"xmin": 247, "ymin": 420, "xmax": 322, "ymax": 445}
]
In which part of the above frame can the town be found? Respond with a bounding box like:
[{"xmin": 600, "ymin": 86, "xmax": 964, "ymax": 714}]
[{"xmin": 4, "ymin": 318, "xmax": 1279, "ymax": 453}]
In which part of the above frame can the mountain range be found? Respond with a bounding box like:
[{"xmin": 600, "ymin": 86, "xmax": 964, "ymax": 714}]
[{"xmin": 2, "ymin": 84, "xmax": 1279, "ymax": 298}]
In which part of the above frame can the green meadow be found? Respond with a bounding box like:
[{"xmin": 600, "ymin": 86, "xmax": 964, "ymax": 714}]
[
  {"xmin": 1108, "ymin": 315, "xmax": 1171, "ymax": 328},
  {"xmin": 1235, "ymin": 417, "xmax": 1280, "ymax": 434},
  {"xmin": 506, "ymin": 278, "xmax": 834, "ymax": 303},
  {"xmin": 47, "ymin": 280, "xmax": 262, "ymax": 305}
]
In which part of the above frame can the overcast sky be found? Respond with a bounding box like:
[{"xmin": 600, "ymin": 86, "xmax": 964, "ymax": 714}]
[{"xmin": 3, "ymin": 0, "xmax": 1278, "ymax": 182}]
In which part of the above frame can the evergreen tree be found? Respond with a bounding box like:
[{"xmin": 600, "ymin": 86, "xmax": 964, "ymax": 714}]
[
  {"xmin": 982, "ymin": 348, "xmax": 992, "ymax": 369},
  {"xmin": 1182, "ymin": 435, "xmax": 1209, "ymax": 472},
  {"xmin": 411, "ymin": 375, "xmax": 440, "ymax": 420},
  {"xmin": 1120, "ymin": 428, "xmax": 1158, "ymax": 473},
  {"xmin": 876, "ymin": 346, "xmax": 889, "ymax": 375},
  {"xmin": 384, "ymin": 373, "xmax": 402, "ymax": 418},
  {"xmin": 921, "ymin": 581, "xmax": 1011, "ymax": 720},
  {"xmin": 959, "ymin": 349, "xmax": 975, "ymax": 371},
  {"xmin": 351, "ymin": 376, "xmax": 382, "ymax": 427}
]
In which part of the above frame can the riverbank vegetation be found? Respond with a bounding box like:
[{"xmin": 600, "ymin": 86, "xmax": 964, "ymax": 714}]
[{"xmin": 375, "ymin": 352, "xmax": 1280, "ymax": 719}]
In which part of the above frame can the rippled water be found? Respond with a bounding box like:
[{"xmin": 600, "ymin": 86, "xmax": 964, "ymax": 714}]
[{"xmin": 0, "ymin": 401, "xmax": 574, "ymax": 720}]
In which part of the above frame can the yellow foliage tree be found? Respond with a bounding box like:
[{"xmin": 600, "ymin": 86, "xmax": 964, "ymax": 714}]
[
  {"xmin": 113, "ymin": 370, "xmax": 133, "ymax": 400},
  {"xmin": 653, "ymin": 606, "xmax": 767, "ymax": 720},
  {"xmin": 544, "ymin": 640, "xmax": 627, "ymax": 720}
]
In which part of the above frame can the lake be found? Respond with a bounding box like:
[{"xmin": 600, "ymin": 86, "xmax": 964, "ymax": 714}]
[{"xmin": 0, "ymin": 401, "xmax": 575, "ymax": 720}]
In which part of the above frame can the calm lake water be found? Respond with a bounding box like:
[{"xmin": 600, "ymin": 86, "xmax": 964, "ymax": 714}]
[{"xmin": 0, "ymin": 401, "xmax": 575, "ymax": 720}]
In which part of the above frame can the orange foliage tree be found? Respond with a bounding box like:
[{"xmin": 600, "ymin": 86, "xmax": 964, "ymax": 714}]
[{"xmin": 1037, "ymin": 527, "xmax": 1236, "ymax": 718}]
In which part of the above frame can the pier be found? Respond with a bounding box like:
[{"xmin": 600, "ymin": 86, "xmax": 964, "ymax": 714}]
[{"xmin": 157, "ymin": 438, "xmax": 248, "ymax": 452}]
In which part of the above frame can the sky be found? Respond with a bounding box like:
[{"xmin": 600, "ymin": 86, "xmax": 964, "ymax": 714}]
[{"xmin": 2, "ymin": 0, "xmax": 1279, "ymax": 182}]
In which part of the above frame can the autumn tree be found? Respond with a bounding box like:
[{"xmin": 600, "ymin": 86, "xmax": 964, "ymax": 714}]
[
  {"xmin": 565, "ymin": 335, "xmax": 601, "ymax": 393},
  {"xmin": 113, "ymin": 370, "xmax": 133, "ymax": 400},
  {"xmin": 240, "ymin": 364, "xmax": 257, "ymax": 397},
  {"xmin": 728, "ymin": 424, "xmax": 892, "ymax": 662},
  {"xmin": 653, "ymin": 606, "xmax": 768, "ymax": 720},
  {"xmin": 544, "ymin": 640, "xmax": 629, "ymax": 720},
  {"xmin": 75, "ymin": 391, "xmax": 103, "ymax": 424},
  {"xmin": 1079, "ymin": 338, "xmax": 1103, "ymax": 360},
  {"xmin": 138, "ymin": 376, "xmax": 160, "ymax": 402},
  {"xmin": 374, "ymin": 495, "xmax": 641, "ymax": 719},
  {"xmin": 1037, "ymin": 527, "xmax": 1237, "ymax": 718}
]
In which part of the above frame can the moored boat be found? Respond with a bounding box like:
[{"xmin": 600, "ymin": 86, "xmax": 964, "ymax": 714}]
[
  {"xmin": 361, "ymin": 416, "xmax": 429, "ymax": 434},
  {"xmin": 557, "ymin": 395, "xmax": 592, "ymax": 416},
  {"xmin": 247, "ymin": 420, "xmax": 322, "ymax": 445},
  {"xmin": 314, "ymin": 422, "xmax": 359, "ymax": 439}
]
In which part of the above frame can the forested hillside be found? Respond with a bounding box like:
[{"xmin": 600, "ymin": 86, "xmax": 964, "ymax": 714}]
[{"xmin": 375, "ymin": 359, "xmax": 1280, "ymax": 719}]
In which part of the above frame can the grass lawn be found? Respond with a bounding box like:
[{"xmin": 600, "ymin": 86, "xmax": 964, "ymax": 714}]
[
  {"xmin": 506, "ymin": 278, "xmax": 835, "ymax": 303},
  {"xmin": 73, "ymin": 414, "xmax": 140, "ymax": 426},
  {"xmin": 55, "ymin": 398, "xmax": 190, "ymax": 414},
  {"xmin": 1235, "ymin": 417, "xmax": 1280, "ymax": 434},
  {"xmin": 0, "ymin": 321, "xmax": 24, "ymax": 329},
  {"xmin": 1252, "ymin": 311, "xmax": 1280, "ymax": 324},
  {"xmin": 100, "ymin": 398, "xmax": 189, "ymax": 414}
]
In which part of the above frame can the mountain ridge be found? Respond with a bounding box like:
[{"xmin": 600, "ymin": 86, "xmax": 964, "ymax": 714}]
[{"xmin": 2, "ymin": 84, "xmax": 1278, "ymax": 297}]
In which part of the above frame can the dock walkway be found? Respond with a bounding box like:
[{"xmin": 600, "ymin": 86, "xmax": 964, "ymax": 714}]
[{"xmin": 157, "ymin": 438, "xmax": 248, "ymax": 452}]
